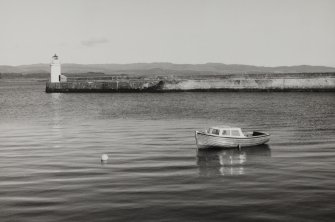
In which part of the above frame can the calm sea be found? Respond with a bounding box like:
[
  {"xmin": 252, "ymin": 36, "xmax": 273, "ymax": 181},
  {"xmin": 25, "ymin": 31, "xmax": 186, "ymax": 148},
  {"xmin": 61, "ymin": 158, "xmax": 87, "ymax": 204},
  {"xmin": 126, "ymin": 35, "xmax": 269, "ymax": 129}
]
[{"xmin": 0, "ymin": 80, "xmax": 334, "ymax": 222}]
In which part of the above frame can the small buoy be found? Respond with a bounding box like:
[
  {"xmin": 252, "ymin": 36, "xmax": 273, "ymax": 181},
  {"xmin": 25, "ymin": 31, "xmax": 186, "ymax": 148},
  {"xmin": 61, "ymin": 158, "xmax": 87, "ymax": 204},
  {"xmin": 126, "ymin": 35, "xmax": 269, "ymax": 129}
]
[{"xmin": 101, "ymin": 154, "xmax": 109, "ymax": 162}]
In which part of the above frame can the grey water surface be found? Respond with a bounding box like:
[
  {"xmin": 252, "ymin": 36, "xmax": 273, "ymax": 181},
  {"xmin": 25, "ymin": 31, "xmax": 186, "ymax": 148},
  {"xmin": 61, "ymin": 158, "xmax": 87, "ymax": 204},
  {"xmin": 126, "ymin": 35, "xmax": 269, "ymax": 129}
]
[{"xmin": 0, "ymin": 81, "xmax": 334, "ymax": 222}]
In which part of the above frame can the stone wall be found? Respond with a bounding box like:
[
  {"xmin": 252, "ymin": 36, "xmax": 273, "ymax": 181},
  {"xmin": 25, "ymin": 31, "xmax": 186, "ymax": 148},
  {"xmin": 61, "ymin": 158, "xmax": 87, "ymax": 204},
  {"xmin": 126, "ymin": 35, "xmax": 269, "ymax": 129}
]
[
  {"xmin": 46, "ymin": 77, "xmax": 335, "ymax": 93},
  {"xmin": 163, "ymin": 78, "xmax": 335, "ymax": 91},
  {"xmin": 45, "ymin": 80, "xmax": 162, "ymax": 93}
]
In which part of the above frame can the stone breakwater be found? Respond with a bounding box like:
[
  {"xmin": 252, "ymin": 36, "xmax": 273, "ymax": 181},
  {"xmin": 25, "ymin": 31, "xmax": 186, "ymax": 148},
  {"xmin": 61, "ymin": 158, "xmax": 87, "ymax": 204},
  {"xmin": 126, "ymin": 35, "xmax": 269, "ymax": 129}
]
[{"xmin": 46, "ymin": 77, "xmax": 335, "ymax": 93}]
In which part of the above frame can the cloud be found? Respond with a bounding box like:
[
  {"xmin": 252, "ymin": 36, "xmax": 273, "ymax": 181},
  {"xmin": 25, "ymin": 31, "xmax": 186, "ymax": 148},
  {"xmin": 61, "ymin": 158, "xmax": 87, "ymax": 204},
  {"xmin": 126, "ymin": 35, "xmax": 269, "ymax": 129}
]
[{"xmin": 81, "ymin": 38, "xmax": 109, "ymax": 47}]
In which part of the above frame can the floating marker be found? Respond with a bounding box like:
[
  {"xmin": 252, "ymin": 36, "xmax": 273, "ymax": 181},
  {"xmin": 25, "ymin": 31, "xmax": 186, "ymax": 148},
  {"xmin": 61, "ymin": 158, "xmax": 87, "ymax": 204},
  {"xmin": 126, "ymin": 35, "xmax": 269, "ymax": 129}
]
[{"xmin": 101, "ymin": 154, "xmax": 109, "ymax": 162}]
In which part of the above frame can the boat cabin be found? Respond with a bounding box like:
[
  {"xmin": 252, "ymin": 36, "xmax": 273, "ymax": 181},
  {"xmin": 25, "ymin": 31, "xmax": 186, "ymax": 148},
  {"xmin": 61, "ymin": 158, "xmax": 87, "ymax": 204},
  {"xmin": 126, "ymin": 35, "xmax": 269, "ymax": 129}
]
[{"xmin": 206, "ymin": 126, "xmax": 246, "ymax": 138}]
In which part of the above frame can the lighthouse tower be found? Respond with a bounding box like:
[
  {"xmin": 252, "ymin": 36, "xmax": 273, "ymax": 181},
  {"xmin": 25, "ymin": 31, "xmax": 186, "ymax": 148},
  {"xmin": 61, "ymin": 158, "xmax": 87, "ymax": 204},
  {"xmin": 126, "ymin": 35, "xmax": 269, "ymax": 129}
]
[{"xmin": 50, "ymin": 54, "xmax": 61, "ymax": 83}]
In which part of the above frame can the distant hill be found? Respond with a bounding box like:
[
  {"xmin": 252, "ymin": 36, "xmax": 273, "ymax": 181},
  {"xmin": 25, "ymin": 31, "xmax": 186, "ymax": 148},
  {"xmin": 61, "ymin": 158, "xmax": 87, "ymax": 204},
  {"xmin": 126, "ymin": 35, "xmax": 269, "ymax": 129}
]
[{"xmin": 1, "ymin": 63, "xmax": 335, "ymax": 77}]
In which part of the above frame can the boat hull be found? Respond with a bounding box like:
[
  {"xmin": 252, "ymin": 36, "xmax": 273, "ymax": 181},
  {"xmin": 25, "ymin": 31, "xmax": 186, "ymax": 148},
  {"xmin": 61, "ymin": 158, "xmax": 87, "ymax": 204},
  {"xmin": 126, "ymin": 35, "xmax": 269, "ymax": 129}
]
[{"xmin": 195, "ymin": 131, "xmax": 270, "ymax": 149}]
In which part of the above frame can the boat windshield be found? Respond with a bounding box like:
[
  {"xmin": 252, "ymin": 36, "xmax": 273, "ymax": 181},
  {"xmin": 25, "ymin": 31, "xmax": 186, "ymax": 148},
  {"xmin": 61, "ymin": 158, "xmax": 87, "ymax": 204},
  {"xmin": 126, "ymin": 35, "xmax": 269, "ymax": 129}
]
[
  {"xmin": 207, "ymin": 128, "xmax": 220, "ymax": 135},
  {"xmin": 221, "ymin": 130, "xmax": 230, "ymax": 136}
]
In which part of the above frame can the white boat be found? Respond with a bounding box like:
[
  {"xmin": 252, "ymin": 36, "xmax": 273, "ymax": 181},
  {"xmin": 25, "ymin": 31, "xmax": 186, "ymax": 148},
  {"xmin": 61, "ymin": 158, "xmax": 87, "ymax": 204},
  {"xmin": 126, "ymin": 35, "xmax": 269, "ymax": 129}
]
[{"xmin": 195, "ymin": 126, "xmax": 270, "ymax": 149}]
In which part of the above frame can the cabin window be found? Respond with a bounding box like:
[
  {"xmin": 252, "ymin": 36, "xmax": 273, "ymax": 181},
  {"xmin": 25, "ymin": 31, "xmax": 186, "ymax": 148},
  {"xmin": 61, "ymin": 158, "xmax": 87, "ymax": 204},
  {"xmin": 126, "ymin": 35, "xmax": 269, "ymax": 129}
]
[
  {"xmin": 231, "ymin": 130, "xmax": 240, "ymax": 137},
  {"xmin": 221, "ymin": 130, "xmax": 229, "ymax": 136},
  {"xmin": 212, "ymin": 129, "xmax": 220, "ymax": 135}
]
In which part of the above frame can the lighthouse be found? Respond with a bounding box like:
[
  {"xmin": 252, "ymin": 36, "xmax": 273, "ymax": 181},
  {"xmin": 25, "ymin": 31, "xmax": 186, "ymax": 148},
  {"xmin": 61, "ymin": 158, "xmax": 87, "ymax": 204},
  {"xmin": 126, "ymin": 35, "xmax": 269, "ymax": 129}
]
[{"xmin": 50, "ymin": 54, "xmax": 61, "ymax": 83}]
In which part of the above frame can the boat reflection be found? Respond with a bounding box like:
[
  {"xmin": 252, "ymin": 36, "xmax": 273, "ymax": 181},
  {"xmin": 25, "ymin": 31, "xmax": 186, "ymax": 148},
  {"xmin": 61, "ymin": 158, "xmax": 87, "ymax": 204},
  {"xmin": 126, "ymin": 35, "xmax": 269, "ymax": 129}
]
[{"xmin": 196, "ymin": 145, "xmax": 271, "ymax": 176}]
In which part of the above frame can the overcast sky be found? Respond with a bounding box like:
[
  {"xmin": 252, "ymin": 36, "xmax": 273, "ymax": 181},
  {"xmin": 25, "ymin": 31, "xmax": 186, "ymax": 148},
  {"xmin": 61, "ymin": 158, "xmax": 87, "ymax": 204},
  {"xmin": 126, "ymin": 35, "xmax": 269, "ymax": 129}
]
[{"xmin": 0, "ymin": 0, "xmax": 334, "ymax": 66}]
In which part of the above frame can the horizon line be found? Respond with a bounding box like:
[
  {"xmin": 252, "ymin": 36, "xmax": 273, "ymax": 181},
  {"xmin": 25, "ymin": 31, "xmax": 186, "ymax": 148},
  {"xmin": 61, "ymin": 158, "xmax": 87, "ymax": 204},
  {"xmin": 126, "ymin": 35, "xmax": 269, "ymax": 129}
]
[{"xmin": 1, "ymin": 62, "xmax": 335, "ymax": 69}]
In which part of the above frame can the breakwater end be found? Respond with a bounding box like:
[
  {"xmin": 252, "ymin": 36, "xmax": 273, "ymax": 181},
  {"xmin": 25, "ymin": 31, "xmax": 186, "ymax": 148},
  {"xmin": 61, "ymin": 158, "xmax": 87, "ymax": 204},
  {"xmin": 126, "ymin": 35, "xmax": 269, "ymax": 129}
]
[{"xmin": 45, "ymin": 74, "xmax": 335, "ymax": 93}]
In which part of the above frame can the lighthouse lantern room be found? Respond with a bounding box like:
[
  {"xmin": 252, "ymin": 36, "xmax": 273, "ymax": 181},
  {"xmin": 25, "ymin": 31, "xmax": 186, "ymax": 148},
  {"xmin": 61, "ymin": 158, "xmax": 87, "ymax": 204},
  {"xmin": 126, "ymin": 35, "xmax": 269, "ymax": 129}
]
[{"xmin": 50, "ymin": 54, "xmax": 61, "ymax": 83}]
